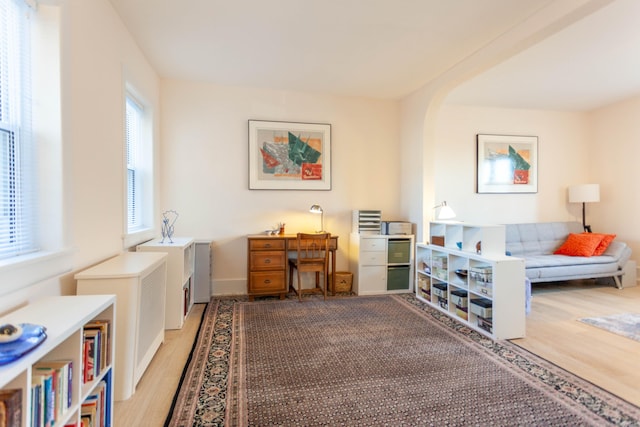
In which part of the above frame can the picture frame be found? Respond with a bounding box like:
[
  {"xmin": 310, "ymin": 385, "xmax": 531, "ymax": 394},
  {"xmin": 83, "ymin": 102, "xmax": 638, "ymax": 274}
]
[
  {"xmin": 248, "ymin": 120, "xmax": 331, "ymax": 190},
  {"xmin": 476, "ymin": 134, "xmax": 538, "ymax": 194}
]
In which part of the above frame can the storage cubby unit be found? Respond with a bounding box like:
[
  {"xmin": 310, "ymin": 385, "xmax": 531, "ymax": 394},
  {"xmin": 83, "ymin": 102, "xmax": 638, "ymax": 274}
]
[
  {"xmin": 137, "ymin": 237, "xmax": 196, "ymax": 329},
  {"xmin": 428, "ymin": 220, "xmax": 506, "ymax": 257},
  {"xmin": 415, "ymin": 222, "xmax": 526, "ymax": 340},
  {"xmin": 0, "ymin": 295, "xmax": 115, "ymax": 427},
  {"xmin": 349, "ymin": 234, "xmax": 415, "ymax": 295}
]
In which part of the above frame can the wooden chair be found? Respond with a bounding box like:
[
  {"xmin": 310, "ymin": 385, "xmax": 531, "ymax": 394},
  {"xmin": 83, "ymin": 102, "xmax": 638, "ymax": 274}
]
[{"xmin": 288, "ymin": 232, "xmax": 331, "ymax": 302}]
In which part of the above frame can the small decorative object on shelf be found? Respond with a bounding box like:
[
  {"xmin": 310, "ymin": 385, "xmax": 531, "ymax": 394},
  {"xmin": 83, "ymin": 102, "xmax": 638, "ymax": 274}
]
[
  {"xmin": 0, "ymin": 323, "xmax": 47, "ymax": 365},
  {"xmin": 0, "ymin": 324, "xmax": 22, "ymax": 343},
  {"xmin": 0, "ymin": 388, "xmax": 21, "ymax": 427},
  {"xmin": 161, "ymin": 210, "xmax": 179, "ymax": 243}
]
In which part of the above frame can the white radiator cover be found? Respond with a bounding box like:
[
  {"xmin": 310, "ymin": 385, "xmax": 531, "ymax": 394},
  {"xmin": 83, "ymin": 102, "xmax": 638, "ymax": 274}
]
[{"xmin": 75, "ymin": 252, "xmax": 167, "ymax": 401}]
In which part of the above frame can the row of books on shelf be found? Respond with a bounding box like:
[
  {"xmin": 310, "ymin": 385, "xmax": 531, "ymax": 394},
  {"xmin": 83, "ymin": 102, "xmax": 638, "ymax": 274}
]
[
  {"xmin": 80, "ymin": 375, "xmax": 110, "ymax": 427},
  {"xmin": 83, "ymin": 320, "xmax": 111, "ymax": 384},
  {"xmin": 32, "ymin": 359, "xmax": 73, "ymax": 427}
]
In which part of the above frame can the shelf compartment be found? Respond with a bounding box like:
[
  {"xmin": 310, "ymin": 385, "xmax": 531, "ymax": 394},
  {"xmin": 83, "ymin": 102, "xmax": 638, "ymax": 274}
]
[
  {"xmin": 470, "ymin": 297, "xmax": 493, "ymax": 318},
  {"xmin": 448, "ymin": 255, "xmax": 468, "ymax": 287},
  {"xmin": 417, "ymin": 275, "xmax": 431, "ymax": 300}
]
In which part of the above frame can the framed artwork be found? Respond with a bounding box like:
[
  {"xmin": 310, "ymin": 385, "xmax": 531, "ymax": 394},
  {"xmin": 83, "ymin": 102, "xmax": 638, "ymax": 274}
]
[
  {"xmin": 476, "ymin": 134, "xmax": 538, "ymax": 193},
  {"xmin": 248, "ymin": 120, "xmax": 331, "ymax": 190}
]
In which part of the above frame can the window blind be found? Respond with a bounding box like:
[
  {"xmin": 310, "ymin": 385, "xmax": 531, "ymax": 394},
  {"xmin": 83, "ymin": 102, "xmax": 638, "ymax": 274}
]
[
  {"xmin": 0, "ymin": 0, "xmax": 36, "ymax": 260},
  {"xmin": 126, "ymin": 95, "xmax": 143, "ymax": 231}
]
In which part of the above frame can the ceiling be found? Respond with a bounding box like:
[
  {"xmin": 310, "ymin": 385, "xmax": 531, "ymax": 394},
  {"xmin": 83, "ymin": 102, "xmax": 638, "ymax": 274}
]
[{"xmin": 108, "ymin": 0, "xmax": 640, "ymax": 111}]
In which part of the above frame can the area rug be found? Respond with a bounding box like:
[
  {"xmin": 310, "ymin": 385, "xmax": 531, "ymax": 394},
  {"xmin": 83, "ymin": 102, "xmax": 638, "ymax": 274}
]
[
  {"xmin": 579, "ymin": 313, "xmax": 640, "ymax": 342},
  {"xmin": 165, "ymin": 294, "xmax": 640, "ymax": 426}
]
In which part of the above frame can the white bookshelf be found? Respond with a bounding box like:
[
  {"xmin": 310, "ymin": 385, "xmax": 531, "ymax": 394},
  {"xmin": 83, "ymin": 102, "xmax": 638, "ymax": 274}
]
[
  {"xmin": 0, "ymin": 295, "xmax": 115, "ymax": 427},
  {"xmin": 415, "ymin": 221, "xmax": 526, "ymax": 340}
]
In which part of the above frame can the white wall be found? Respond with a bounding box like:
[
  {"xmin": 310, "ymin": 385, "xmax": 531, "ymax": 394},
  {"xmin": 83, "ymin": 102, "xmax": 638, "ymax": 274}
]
[
  {"xmin": 160, "ymin": 79, "xmax": 401, "ymax": 295},
  {"xmin": 1, "ymin": 0, "xmax": 160, "ymax": 315},
  {"xmin": 589, "ymin": 95, "xmax": 640, "ymax": 260},
  {"xmin": 433, "ymin": 104, "xmax": 590, "ymax": 225}
]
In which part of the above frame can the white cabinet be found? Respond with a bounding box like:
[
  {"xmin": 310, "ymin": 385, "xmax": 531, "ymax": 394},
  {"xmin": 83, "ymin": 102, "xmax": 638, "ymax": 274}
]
[
  {"xmin": 137, "ymin": 237, "xmax": 195, "ymax": 329},
  {"xmin": 75, "ymin": 252, "xmax": 167, "ymax": 401},
  {"xmin": 0, "ymin": 295, "xmax": 115, "ymax": 427},
  {"xmin": 416, "ymin": 221, "xmax": 525, "ymax": 340},
  {"xmin": 193, "ymin": 240, "xmax": 212, "ymax": 303},
  {"xmin": 349, "ymin": 233, "xmax": 414, "ymax": 295}
]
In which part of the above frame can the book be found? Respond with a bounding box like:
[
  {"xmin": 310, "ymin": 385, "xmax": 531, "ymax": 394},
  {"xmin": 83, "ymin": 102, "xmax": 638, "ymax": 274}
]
[
  {"xmin": 34, "ymin": 360, "xmax": 73, "ymax": 418},
  {"xmin": 83, "ymin": 329, "xmax": 100, "ymax": 380},
  {"xmin": 0, "ymin": 389, "xmax": 21, "ymax": 427},
  {"xmin": 32, "ymin": 373, "xmax": 45, "ymax": 427},
  {"xmin": 84, "ymin": 320, "xmax": 111, "ymax": 369}
]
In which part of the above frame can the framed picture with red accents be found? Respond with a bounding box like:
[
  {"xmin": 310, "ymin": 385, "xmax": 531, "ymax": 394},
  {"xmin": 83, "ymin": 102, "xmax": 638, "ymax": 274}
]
[
  {"xmin": 476, "ymin": 134, "xmax": 538, "ymax": 194},
  {"xmin": 249, "ymin": 120, "xmax": 331, "ymax": 190}
]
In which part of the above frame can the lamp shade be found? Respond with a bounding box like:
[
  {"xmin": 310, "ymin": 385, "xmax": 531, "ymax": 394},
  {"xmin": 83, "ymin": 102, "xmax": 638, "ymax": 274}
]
[
  {"xmin": 568, "ymin": 184, "xmax": 600, "ymax": 203},
  {"xmin": 434, "ymin": 201, "xmax": 456, "ymax": 220},
  {"xmin": 309, "ymin": 204, "xmax": 323, "ymax": 214}
]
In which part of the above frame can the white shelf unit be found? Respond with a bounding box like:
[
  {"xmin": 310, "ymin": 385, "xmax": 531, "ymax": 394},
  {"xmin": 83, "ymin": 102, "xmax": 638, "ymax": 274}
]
[
  {"xmin": 349, "ymin": 233, "xmax": 415, "ymax": 295},
  {"xmin": 75, "ymin": 252, "xmax": 167, "ymax": 401},
  {"xmin": 0, "ymin": 295, "xmax": 115, "ymax": 427},
  {"xmin": 416, "ymin": 222, "xmax": 526, "ymax": 340},
  {"xmin": 137, "ymin": 237, "xmax": 195, "ymax": 329}
]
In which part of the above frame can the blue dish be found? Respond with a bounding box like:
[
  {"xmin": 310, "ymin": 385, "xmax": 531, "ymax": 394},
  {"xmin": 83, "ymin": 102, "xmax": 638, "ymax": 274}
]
[{"xmin": 0, "ymin": 323, "xmax": 47, "ymax": 365}]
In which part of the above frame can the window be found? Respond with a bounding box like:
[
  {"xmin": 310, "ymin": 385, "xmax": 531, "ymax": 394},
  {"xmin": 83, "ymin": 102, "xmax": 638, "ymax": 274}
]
[
  {"xmin": 0, "ymin": 1, "xmax": 72, "ymax": 298},
  {"xmin": 0, "ymin": 0, "xmax": 36, "ymax": 261},
  {"xmin": 126, "ymin": 95, "xmax": 142, "ymax": 231},
  {"xmin": 123, "ymin": 88, "xmax": 154, "ymax": 247}
]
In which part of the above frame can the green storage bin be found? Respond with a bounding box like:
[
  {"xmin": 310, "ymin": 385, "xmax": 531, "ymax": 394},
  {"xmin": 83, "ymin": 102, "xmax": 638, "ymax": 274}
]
[
  {"xmin": 387, "ymin": 266, "xmax": 410, "ymax": 290},
  {"xmin": 387, "ymin": 239, "xmax": 411, "ymax": 264}
]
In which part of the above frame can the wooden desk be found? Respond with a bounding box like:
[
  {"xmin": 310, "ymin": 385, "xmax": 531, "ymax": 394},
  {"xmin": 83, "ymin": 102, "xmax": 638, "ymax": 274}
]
[{"xmin": 247, "ymin": 234, "xmax": 339, "ymax": 300}]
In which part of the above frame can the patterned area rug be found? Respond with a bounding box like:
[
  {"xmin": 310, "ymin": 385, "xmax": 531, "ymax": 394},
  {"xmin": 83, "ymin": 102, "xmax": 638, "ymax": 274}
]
[
  {"xmin": 579, "ymin": 313, "xmax": 640, "ymax": 342},
  {"xmin": 165, "ymin": 295, "xmax": 640, "ymax": 426}
]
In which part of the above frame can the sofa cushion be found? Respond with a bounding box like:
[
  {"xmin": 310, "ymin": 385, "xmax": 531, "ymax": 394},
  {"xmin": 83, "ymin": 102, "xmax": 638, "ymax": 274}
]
[
  {"xmin": 553, "ymin": 233, "xmax": 604, "ymax": 257},
  {"xmin": 592, "ymin": 233, "xmax": 616, "ymax": 256}
]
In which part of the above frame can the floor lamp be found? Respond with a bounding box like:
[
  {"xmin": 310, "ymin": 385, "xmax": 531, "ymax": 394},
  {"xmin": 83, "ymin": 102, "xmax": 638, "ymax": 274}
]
[{"xmin": 568, "ymin": 184, "xmax": 600, "ymax": 232}]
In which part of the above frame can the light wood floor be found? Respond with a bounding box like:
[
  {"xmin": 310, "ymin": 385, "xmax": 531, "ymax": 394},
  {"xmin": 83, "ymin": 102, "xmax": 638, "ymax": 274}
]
[
  {"xmin": 113, "ymin": 303, "xmax": 205, "ymax": 426},
  {"xmin": 113, "ymin": 283, "xmax": 640, "ymax": 425},
  {"xmin": 511, "ymin": 280, "xmax": 640, "ymax": 407}
]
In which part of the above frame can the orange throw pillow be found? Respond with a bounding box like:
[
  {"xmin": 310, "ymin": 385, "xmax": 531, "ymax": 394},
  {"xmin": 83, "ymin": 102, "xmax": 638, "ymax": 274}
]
[
  {"xmin": 590, "ymin": 233, "xmax": 616, "ymax": 256},
  {"xmin": 554, "ymin": 233, "xmax": 604, "ymax": 257}
]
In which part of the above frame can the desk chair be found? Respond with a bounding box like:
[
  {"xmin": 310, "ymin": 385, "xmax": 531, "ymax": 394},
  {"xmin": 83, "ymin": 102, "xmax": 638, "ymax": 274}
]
[{"xmin": 288, "ymin": 232, "xmax": 331, "ymax": 302}]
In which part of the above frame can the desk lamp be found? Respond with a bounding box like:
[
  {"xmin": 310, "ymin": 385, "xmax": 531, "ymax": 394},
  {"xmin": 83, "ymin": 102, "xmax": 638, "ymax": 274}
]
[
  {"xmin": 568, "ymin": 184, "xmax": 600, "ymax": 232},
  {"xmin": 433, "ymin": 201, "xmax": 456, "ymax": 220},
  {"xmin": 309, "ymin": 204, "xmax": 324, "ymax": 233}
]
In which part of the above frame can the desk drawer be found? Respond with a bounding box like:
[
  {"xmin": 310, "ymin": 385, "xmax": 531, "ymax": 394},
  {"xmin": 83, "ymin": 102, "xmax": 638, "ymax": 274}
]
[
  {"xmin": 249, "ymin": 239, "xmax": 286, "ymax": 251},
  {"xmin": 250, "ymin": 251, "xmax": 285, "ymax": 270},
  {"xmin": 249, "ymin": 271, "xmax": 286, "ymax": 293}
]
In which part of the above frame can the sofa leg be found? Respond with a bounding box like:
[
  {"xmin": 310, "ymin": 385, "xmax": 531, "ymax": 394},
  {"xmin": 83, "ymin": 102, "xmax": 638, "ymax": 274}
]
[{"xmin": 613, "ymin": 275, "xmax": 623, "ymax": 289}]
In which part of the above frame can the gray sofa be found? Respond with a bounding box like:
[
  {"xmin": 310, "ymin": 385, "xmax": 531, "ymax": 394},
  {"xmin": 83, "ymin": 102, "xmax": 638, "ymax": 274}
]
[{"xmin": 504, "ymin": 221, "xmax": 631, "ymax": 289}]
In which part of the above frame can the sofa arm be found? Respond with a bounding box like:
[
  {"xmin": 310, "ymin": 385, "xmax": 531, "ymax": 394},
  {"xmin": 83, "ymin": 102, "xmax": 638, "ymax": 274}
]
[{"xmin": 604, "ymin": 241, "xmax": 632, "ymax": 267}]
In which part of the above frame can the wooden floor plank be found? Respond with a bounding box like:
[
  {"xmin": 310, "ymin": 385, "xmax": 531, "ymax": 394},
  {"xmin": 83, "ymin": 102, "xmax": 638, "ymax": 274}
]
[
  {"xmin": 113, "ymin": 303, "xmax": 205, "ymax": 426},
  {"xmin": 512, "ymin": 281, "xmax": 640, "ymax": 407}
]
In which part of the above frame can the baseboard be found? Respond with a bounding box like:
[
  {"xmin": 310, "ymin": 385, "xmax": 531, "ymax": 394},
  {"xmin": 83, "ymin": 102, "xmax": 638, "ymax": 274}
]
[{"xmin": 212, "ymin": 278, "xmax": 247, "ymax": 296}]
